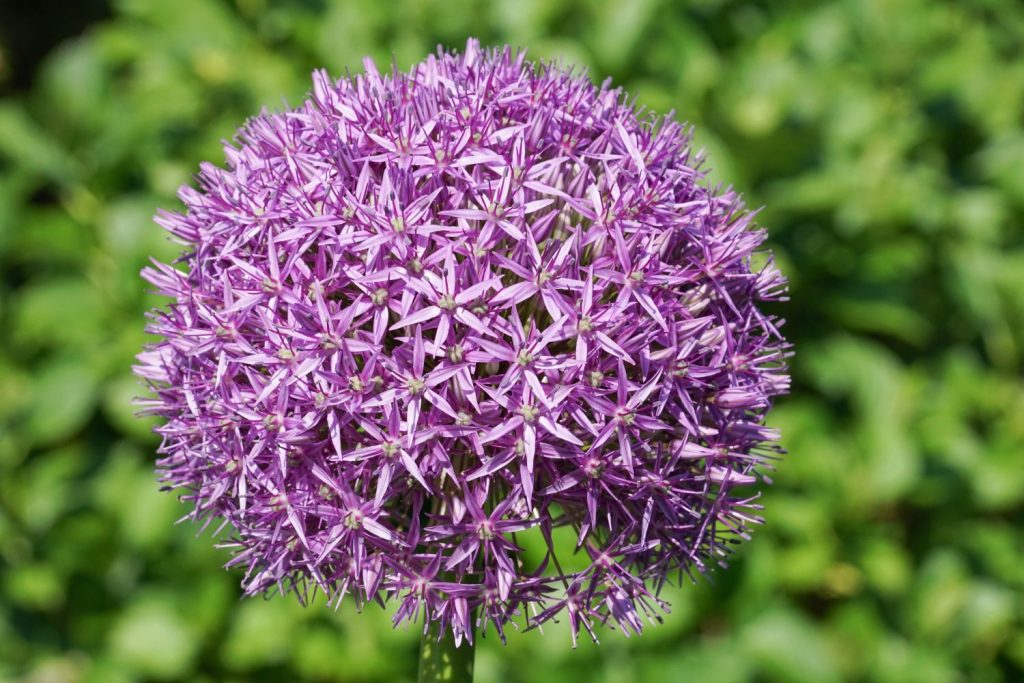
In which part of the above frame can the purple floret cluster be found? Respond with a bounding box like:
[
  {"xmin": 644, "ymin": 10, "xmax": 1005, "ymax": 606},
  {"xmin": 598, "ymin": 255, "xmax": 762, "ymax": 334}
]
[{"xmin": 136, "ymin": 39, "xmax": 789, "ymax": 645}]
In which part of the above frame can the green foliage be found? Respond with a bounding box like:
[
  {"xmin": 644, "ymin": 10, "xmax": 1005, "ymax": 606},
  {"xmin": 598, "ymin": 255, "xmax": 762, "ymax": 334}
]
[{"xmin": 1, "ymin": 0, "xmax": 1022, "ymax": 681}]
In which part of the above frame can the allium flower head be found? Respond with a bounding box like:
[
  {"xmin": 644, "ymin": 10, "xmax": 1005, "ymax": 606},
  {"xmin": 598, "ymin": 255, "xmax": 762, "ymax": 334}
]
[{"xmin": 136, "ymin": 39, "xmax": 790, "ymax": 645}]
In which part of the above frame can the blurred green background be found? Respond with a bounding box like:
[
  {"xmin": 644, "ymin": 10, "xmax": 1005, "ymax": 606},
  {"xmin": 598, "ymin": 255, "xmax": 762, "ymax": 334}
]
[{"xmin": 1, "ymin": 0, "xmax": 1022, "ymax": 681}]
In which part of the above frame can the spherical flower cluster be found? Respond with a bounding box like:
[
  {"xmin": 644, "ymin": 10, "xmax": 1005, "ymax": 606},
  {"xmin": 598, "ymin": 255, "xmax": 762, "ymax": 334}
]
[{"xmin": 136, "ymin": 39, "xmax": 789, "ymax": 645}]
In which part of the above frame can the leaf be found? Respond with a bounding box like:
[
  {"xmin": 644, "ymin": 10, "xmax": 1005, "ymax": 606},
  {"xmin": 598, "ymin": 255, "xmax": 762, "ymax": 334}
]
[
  {"xmin": 0, "ymin": 103, "xmax": 75, "ymax": 182},
  {"xmin": 221, "ymin": 599, "xmax": 302, "ymax": 670},
  {"xmin": 12, "ymin": 278, "xmax": 107, "ymax": 352},
  {"xmin": 25, "ymin": 360, "xmax": 99, "ymax": 447},
  {"xmin": 109, "ymin": 596, "xmax": 199, "ymax": 680}
]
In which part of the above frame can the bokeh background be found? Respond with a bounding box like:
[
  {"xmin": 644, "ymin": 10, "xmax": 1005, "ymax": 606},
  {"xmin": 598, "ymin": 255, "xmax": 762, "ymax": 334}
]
[{"xmin": 1, "ymin": 0, "xmax": 1022, "ymax": 681}]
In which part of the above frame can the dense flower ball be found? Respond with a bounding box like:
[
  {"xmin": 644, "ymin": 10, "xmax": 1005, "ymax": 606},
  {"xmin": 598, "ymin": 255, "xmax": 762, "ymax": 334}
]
[{"xmin": 136, "ymin": 39, "xmax": 789, "ymax": 645}]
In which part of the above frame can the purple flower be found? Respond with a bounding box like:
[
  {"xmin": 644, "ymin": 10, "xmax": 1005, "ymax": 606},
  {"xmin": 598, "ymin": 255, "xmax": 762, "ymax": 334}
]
[{"xmin": 135, "ymin": 39, "xmax": 790, "ymax": 645}]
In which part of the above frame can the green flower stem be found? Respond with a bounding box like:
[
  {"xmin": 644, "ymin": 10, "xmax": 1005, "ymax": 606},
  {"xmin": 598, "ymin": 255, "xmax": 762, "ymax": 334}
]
[{"xmin": 417, "ymin": 619, "xmax": 476, "ymax": 683}]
